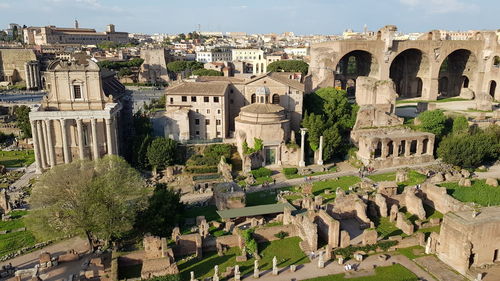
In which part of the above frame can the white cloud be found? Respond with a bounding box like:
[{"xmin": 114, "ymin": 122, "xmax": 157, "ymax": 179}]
[{"xmin": 400, "ymin": 0, "xmax": 479, "ymax": 14}]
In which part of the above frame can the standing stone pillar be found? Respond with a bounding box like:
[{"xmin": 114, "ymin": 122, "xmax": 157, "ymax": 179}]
[
  {"xmin": 317, "ymin": 135, "xmax": 324, "ymax": 165},
  {"xmin": 427, "ymin": 138, "xmax": 434, "ymax": 155},
  {"xmin": 190, "ymin": 271, "xmax": 196, "ymax": 281},
  {"xmin": 33, "ymin": 63, "xmax": 40, "ymax": 90},
  {"xmin": 234, "ymin": 265, "xmax": 240, "ymax": 281},
  {"xmin": 24, "ymin": 63, "xmax": 31, "ymax": 90},
  {"xmin": 30, "ymin": 121, "xmax": 42, "ymax": 173},
  {"xmin": 272, "ymin": 256, "xmax": 278, "ymax": 275},
  {"xmin": 381, "ymin": 140, "xmax": 388, "ymax": 159},
  {"xmin": 60, "ymin": 119, "xmax": 71, "ymax": 163},
  {"xmin": 105, "ymin": 118, "xmax": 114, "ymax": 155},
  {"xmin": 392, "ymin": 140, "xmax": 399, "ymax": 157},
  {"xmin": 90, "ymin": 118, "xmax": 99, "ymax": 160},
  {"xmin": 41, "ymin": 119, "xmax": 51, "ymax": 165},
  {"xmin": 36, "ymin": 120, "xmax": 47, "ymax": 169},
  {"xmin": 299, "ymin": 128, "xmax": 307, "ymax": 167},
  {"xmin": 416, "ymin": 139, "xmax": 423, "ymax": 155},
  {"xmin": 253, "ymin": 260, "xmax": 259, "ymax": 278},
  {"xmin": 212, "ymin": 265, "xmax": 219, "ymax": 281},
  {"xmin": 44, "ymin": 120, "xmax": 55, "ymax": 167},
  {"xmin": 76, "ymin": 119, "xmax": 85, "ymax": 160},
  {"xmin": 404, "ymin": 140, "xmax": 411, "ymax": 157},
  {"xmin": 318, "ymin": 251, "xmax": 325, "ymax": 268},
  {"xmin": 29, "ymin": 63, "xmax": 35, "ymax": 90}
]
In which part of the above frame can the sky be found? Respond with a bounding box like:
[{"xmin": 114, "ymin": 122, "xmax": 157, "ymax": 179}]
[{"xmin": 0, "ymin": 0, "xmax": 498, "ymax": 35}]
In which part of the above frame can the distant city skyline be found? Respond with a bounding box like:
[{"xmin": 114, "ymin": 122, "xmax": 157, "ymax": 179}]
[{"xmin": 0, "ymin": 0, "xmax": 498, "ymax": 35}]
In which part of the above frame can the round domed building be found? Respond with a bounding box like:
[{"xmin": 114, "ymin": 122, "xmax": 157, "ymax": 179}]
[{"xmin": 235, "ymin": 86, "xmax": 297, "ymax": 169}]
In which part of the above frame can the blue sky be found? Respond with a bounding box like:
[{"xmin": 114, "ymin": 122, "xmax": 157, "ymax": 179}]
[{"xmin": 0, "ymin": 0, "xmax": 497, "ymax": 35}]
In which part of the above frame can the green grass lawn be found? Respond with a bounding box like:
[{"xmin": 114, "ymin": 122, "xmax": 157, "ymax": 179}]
[
  {"xmin": 0, "ymin": 150, "xmax": 35, "ymax": 168},
  {"xmin": 441, "ymin": 180, "xmax": 500, "ymax": 206},
  {"xmin": 0, "ymin": 210, "xmax": 37, "ymax": 257},
  {"xmin": 285, "ymin": 167, "xmax": 337, "ymax": 180},
  {"xmin": 303, "ymin": 264, "xmax": 418, "ymax": 281},
  {"xmin": 178, "ymin": 237, "xmax": 309, "ymax": 280},
  {"xmin": 312, "ymin": 176, "xmax": 361, "ymax": 199},
  {"xmin": 246, "ymin": 186, "xmax": 294, "ymax": 206},
  {"xmin": 373, "ymin": 217, "xmax": 403, "ymax": 239},
  {"xmin": 368, "ymin": 172, "xmax": 396, "ymax": 182},
  {"xmin": 392, "ymin": 246, "xmax": 429, "ymax": 260}
]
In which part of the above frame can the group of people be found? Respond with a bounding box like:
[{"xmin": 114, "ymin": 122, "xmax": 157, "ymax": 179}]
[
  {"xmin": 303, "ymin": 176, "xmax": 314, "ymax": 182},
  {"xmin": 344, "ymin": 263, "xmax": 355, "ymax": 271},
  {"xmin": 358, "ymin": 166, "xmax": 375, "ymax": 178}
]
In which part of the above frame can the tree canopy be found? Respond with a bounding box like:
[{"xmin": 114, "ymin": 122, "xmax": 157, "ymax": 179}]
[
  {"xmin": 302, "ymin": 87, "xmax": 358, "ymax": 160},
  {"xmin": 147, "ymin": 137, "xmax": 178, "ymax": 171},
  {"xmin": 167, "ymin": 61, "xmax": 204, "ymax": 73},
  {"xmin": 26, "ymin": 156, "xmax": 148, "ymax": 250},
  {"xmin": 97, "ymin": 58, "xmax": 144, "ymax": 70},
  {"xmin": 192, "ymin": 68, "xmax": 223, "ymax": 76},
  {"xmin": 135, "ymin": 183, "xmax": 184, "ymax": 237},
  {"xmin": 437, "ymin": 125, "xmax": 499, "ymax": 168},
  {"xmin": 417, "ymin": 110, "xmax": 448, "ymax": 138},
  {"xmin": 267, "ymin": 60, "xmax": 309, "ymax": 75},
  {"xmin": 13, "ymin": 105, "xmax": 31, "ymax": 138}
]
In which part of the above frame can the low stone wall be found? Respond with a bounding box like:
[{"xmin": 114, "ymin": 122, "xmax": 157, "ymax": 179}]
[
  {"xmin": 420, "ymin": 183, "xmax": 471, "ymax": 214},
  {"xmin": 172, "ymin": 234, "xmax": 201, "ymax": 257}
]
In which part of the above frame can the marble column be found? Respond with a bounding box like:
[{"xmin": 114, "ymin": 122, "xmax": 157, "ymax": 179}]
[
  {"xmin": 317, "ymin": 135, "xmax": 324, "ymax": 165},
  {"xmin": 113, "ymin": 117, "xmax": 119, "ymax": 155},
  {"xmin": 105, "ymin": 118, "xmax": 114, "ymax": 155},
  {"xmin": 44, "ymin": 120, "xmax": 55, "ymax": 167},
  {"xmin": 41, "ymin": 120, "xmax": 51, "ymax": 166},
  {"xmin": 36, "ymin": 120, "xmax": 47, "ymax": 169},
  {"xmin": 24, "ymin": 63, "xmax": 31, "ymax": 89},
  {"xmin": 90, "ymin": 118, "xmax": 99, "ymax": 160},
  {"xmin": 299, "ymin": 128, "xmax": 307, "ymax": 167},
  {"xmin": 30, "ymin": 121, "xmax": 42, "ymax": 173},
  {"xmin": 76, "ymin": 119, "xmax": 85, "ymax": 160},
  {"xmin": 60, "ymin": 119, "xmax": 71, "ymax": 163}
]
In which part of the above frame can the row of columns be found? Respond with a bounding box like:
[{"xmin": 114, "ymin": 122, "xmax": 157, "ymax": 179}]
[
  {"xmin": 24, "ymin": 62, "xmax": 41, "ymax": 90},
  {"xmin": 31, "ymin": 117, "xmax": 118, "ymax": 173},
  {"xmin": 376, "ymin": 138, "xmax": 434, "ymax": 160}
]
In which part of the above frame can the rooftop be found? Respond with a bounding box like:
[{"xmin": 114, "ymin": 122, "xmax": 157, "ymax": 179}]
[
  {"xmin": 447, "ymin": 206, "xmax": 500, "ymax": 225},
  {"xmin": 166, "ymin": 81, "xmax": 230, "ymax": 96},
  {"xmin": 216, "ymin": 202, "xmax": 296, "ymax": 219}
]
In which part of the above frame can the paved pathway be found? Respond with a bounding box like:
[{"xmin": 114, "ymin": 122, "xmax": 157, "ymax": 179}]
[
  {"xmin": 414, "ymin": 256, "xmax": 467, "ymax": 281},
  {"xmin": 248, "ymin": 254, "xmax": 436, "ymax": 281}
]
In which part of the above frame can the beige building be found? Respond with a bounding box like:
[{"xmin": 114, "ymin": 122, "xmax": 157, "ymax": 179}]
[
  {"xmin": 437, "ymin": 207, "xmax": 500, "ymax": 275},
  {"xmin": 139, "ymin": 48, "xmax": 173, "ymax": 84},
  {"xmin": 29, "ymin": 57, "xmax": 131, "ymax": 173},
  {"xmin": 231, "ymin": 49, "xmax": 267, "ymax": 74},
  {"xmin": 23, "ymin": 24, "xmax": 128, "ymax": 46},
  {"xmin": 0, "ymin": 49, "xmax": 41, "ymax": 89}
]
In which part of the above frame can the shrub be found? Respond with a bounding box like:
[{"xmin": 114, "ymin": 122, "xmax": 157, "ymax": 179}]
[
  {"xmin": 241, "ymin": 228, "xmax": 258, "ymax": 254},
  {"xmin": 417, "ymin": 110, "xmax": 447, "ymax": 137},
  {"xmin": 274, "ymin": 231, "xmax": 289, "ymax": 239},
  {"xmin": 243, "ymin": 138, "xmax": 263, "ymax": 154},
  {"xmin": 283, "ymin": 168, "xmax": 298, "ymax": 176},
  {"xmin": 452, "ymin": 115, "xmax": 469, "ymax": 135},
  {"xmin": 145, "ymin": 275, "xmax": 181, "ymax": 281},
  {"xmin": 251, "ymin": 167, "xmax": 272, "ymax": 178},
  {"xmin": 185, "ymin": 166, "xmax": 218, "ymax": 174}
]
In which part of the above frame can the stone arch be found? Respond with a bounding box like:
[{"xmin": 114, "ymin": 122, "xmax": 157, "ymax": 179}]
[
  {"xmin": 389, "ymin": 48, "xmax": 429, "ymax": 98},
  {"xmin": 272, "ymin": 94, "xmax": 280, "ymax": 104},
  {"xmin": 251, "ymin": 94, "xmax": 256, "ymax": 104},
  {"xmin": 335, "ymin": 50, "xmax": 379, "ymax": 95},
  {"xmin": 439, "ymin": 77, "xmax": 448, "ymax": 95},
  {"xmin": 462, "ymin": 76, "xmax": 469, "ymax": 88},
  {"xmin": 489, "ymin": 80, "xmax": 497, "ymax": 98},
  {"xmin": 438, "ymin": 49, "xmax": 478, "ymax": 97}
]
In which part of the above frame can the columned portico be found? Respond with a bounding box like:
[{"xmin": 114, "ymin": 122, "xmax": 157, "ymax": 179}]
[
  {"xmin": 30, "ymin": 121, "xmax": 42, "ymax": 174},
  {"xmin": 44, "ymin": 120, "xmax": 55, "ymax": 167},
  {"xmin": 60, "ymin": 119, "xmax": 71, "ymax": 164},
  {"xmin": 91, "ymin": 118, "xmax": 99, "ymax": 160},
  {"xmin": 76, "ymin": 119, "xmax": 85, "ymax": 160},
  {"xmin": 105, "ymin": 118, "xmax": 114, "ymax": 155},
  {"xmin": 36, "ymin": 121, "xmax": 47, "ymax": 170}
]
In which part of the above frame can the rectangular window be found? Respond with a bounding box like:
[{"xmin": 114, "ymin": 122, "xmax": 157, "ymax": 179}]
[
  {"xmin": 204, "ymin": 96, "xmax": 209, "ymax": 102},
  {"xmin": 217, "ymin": 131, "xmax": 221, "ymax": 136},
  {"xmin": 205, "ymin": 119, "xmax": 210, "ymax": 125},
  {"xmin": 195, "ymin": 119, "xmax": 200, "ymax": 125},
  {"xmin": 73, "ymin": 85, "xmax": 82, "ymax": 99},
  {"xmin": 191, "ymin": 96, "xmax": 197, "ymax": 102},
  {"xmin": 207, "ymin": 109, "xmax": 210, "ymax": 114},
  {"xmin": 181, "ymin": 96, "xmax": 187, "ymax": 102},
  {"xmin": 196, "ymin": 131, "xmax": 200, "ymax": 135},
  {"xmin": 216, "ymin": 119, "xmax": 221, "ymax": 125},
  {"xmin": 213, "ymin": 97, "xmax": 219, "ymax": 103}
]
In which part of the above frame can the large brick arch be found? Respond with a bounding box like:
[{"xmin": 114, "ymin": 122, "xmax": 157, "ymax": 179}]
[
  {"xmin": 389, "ymin": 48, "xmax": 430, "ymax": 98},
  {"xmin": 437, "ymin": 48, "xmax": 479, "ymax": 97}
]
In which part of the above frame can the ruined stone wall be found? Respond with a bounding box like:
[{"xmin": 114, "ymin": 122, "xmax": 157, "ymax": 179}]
[
  {"xmin": 172, "ymin": 233, "xmax": 201, "ymax": 257},
  {"xmin": 253, "ymin": 225, "xmax": 297, "ymax": 243},
  {"xmin": 0, "ymin": 49, "xmax": 37, "ymax": 83},
  {"xmin": 420, "ymin": 183, "xmax": 471, "ymax": 214},
  {"xmin": 315, "ymin": 210, "xmax": 340, "ymax": 248}
]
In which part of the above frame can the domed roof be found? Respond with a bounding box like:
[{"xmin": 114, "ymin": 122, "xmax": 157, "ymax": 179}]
[
  {"xmin": 240, "ymin": 103, "xmax": 284, "ymax": 114},
  {"xmin": 255, "ymin": 86, "xmax": 271, "ymax": 96}
]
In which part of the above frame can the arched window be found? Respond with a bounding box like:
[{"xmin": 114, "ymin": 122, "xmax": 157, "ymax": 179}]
[
  {"xmin": 462, "ymin": 76, "xmax": 469, "ymax": 88},
  {"xmin": 494, "ymin": 56, "xmax": 500, "ymax": 68},
  {"xmin": 251, "ymin": 94, "xmax": 256, "ymax": 104},
  {"xmin": 272, "ymin": 94, "xmax": 280, "ymax": 104}
]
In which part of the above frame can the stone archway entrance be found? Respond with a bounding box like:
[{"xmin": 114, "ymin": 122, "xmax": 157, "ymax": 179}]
[
  {"xmin": 389, "ymin": 49, "xmax": 428, "ymax": 98},
  {"xmin": 335, "ymin": 50, "xmax": 379, "ymax": 95},
  {"xmin": 489, "ymin": 80, "xmax": 497, "ymax": 98},
  {"xmin": 438, "ymin": 49, "xmax": 478, "ymax": 97}
]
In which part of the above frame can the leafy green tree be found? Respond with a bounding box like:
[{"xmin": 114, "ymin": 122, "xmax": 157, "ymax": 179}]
[
  {"xmin": 97, "ymin": 40, "xmax": 120, "ymax": 50},
  {"xmin": 117, "ymin": 68, "xmax": 132, "ymax": 77},
  {"xmin": 266, "ymin": 60, "xmax": 309, "ymax": 75},
  {"xmin": 167, "ymin": 61, "xmax": 187, "ymax": 73},
  {"xmin": 302, "ymin": 87, "xmax": 358, "ymax": 160},
  {"xmin": 417, "ymin": 110, "xmax": 447, "ymax": 137},
  {"xmin": 452, "ymin": 115, "xmax": 469, "ymax": 135},
  {"xmin": 136, "ymin": 184, "xmax": 184, "ymax": 237},
  {"xmin": 26, "ymin": 156, "xmax": 148, "ymax": 251},
  {"xmin": 437, "ymin": 126, "xmax": 499, "ymax": 168},
  {"xmin": 147, "ymin": 137, "xmax": 178, "ymax": 172},
  {"xmin": 13, "ymin": 105, "xmax": 31, "ymax": 138},
  {"xmin": 192, "ymin": 69, "xmax": 223, "ymax": 76}
]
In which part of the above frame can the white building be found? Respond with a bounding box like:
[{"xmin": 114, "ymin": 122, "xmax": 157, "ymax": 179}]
[
  {"xmin": 196, "ymin": 48, "xmax": 232, "ymax": 63},
  {"xmin": 284, "ymin": 47, "xmax": 310, "ymax": 58},
  {"xmin": 231, "ymin": 48, "xmax": 267, "ymax": 74}
]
